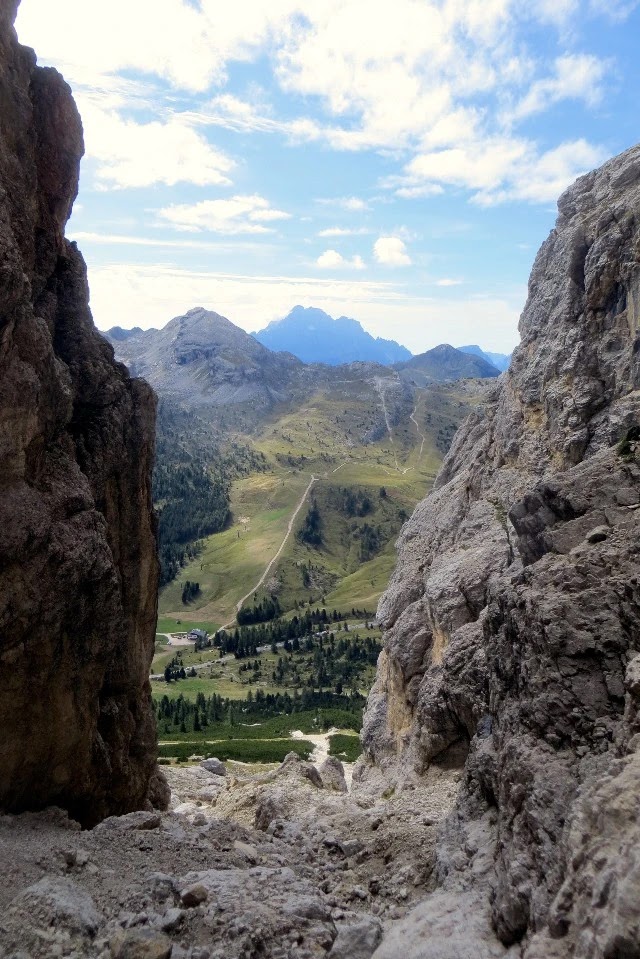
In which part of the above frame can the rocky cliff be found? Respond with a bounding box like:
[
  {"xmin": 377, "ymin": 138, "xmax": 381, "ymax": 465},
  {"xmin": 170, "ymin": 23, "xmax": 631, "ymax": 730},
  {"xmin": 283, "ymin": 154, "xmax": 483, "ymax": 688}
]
[
  {"xmin": 362, "ymin": 143, "xmax": 640, "ymax": 956},
  {"xmin": 0, "ymin": 3, "xmax": 164, "ymax": 826}
]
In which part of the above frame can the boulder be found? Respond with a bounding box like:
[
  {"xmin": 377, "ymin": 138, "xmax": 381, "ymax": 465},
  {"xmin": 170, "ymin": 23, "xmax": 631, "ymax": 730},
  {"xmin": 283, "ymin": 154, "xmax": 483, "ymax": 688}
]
[
  {"xmin": 200, "ymin": 758, "xmax": 226, "ymax": 776},
  {"xmin": 319, "ymin": 756, "xmax": 348, "ymax": 792}
]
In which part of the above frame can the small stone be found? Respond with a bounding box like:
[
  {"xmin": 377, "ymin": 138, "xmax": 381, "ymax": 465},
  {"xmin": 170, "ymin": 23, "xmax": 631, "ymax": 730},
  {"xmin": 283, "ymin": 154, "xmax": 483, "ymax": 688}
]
[
  {"xmin": 586, "ymin": 525, "xmax": 609, "ymax": 544},
  {"xmin": 180, "ymin": 884, "xmax": 208, "ymax": 908},
  {"xmin": 14, "ymin": 877, "xmax": 101, "ymax": 936},
  {"xmin": 76, "ymin": 849, "xmax": 90, "ymax": 867},
  {"xmin": 616, "ymin": 487, "xmax": 639, "ymax": 506},
  {"xmin": 110, "ymin": 928, "xmax": 173, "ymax": 959},
  {"xmin": 96, "ymin": 811, "xmax": 161, "ymax": 833},
  {"xmin": 160, "ymin": 907, "xmax": 183, "ymax": 932},
  {"xmin": 328, "ymin": 916, "xmax": 383, "ymax": 959},
  {"xmin": 147, "ymin": 874, "xmax": 178, "ymax": 904},
  {"xmin": 339, "ymin": 839, "xmax": 363, "ymax": 858},
  {"xmin": 233, "ymin": 840, "xmax": 258, "ymax": 863},
  {"xmin": 318, "ymin": 756, "xmax": 348, "ymax": 793},
  {"xmin": 351, "ymin": 886, "xmax": 368, "ymax": 901}
]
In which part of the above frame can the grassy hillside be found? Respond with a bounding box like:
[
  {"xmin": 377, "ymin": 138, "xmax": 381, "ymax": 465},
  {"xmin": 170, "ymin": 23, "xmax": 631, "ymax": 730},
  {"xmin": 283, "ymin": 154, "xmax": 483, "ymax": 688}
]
[{"xmin": 157, "ymin": 377, "xmax": 475, "ymax": 632}]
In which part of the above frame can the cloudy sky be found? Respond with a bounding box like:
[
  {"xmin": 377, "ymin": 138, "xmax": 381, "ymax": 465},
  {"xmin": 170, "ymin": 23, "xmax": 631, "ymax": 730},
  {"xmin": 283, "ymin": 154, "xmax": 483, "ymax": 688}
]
[{"xmin": 16, "ymin": 0, "xmax": 640, "ymax": 353}]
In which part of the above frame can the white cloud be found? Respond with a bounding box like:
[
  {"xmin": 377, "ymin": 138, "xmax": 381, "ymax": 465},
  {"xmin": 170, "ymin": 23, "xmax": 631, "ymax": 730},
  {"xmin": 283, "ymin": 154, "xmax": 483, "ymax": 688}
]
[
  {"xmin": 15, "ymin": 0, "xmax": 302, "ymax": 92},
  {"xmin": 374, "ymin": 237, "xmax": 412, "ymax": 266},
  {"xmin": 317, "ymin": 226, "xmax": 371, "ymax": 237},
  {"xmin": 399, "ymin": 137, "xmax": 606, "ymax": 206},
  {"xmin": 17, "ymin": 0, "xmax": 623, "ymax": 207},
  {"xmin": 316, "ymin": 196, "xmax": 370, "ymax": 211},
  {"xmin": 394, "ymin": 184, "xmax": 445, "ymax": 199},
  {"xmin": 506, "ymin": 54, "xmax": 608, "ymax": 123},
  {"xmin": 74, "ymin": 94, "xmax": 234, "ymax": 189},
  {"xmin": 435, "ymin": 278, "xmax": 463, "ymax": 287},
  {"xmin": 156, "ymin": 195, "xmax": 291, "ymax": 234},
  {"xmin": 86, "ymin": 262, "xmax": 521, "ymax": 353},
  {"xmin": 69, "ymin": 231, "xmax": 268, "ymax": 253},
  {"xmin": 588, "ymin": 0, "xmax": 639, "ymax": 20},
  {"xmin": 316, "ymin": 250, "xmax": 366, "ymax": 269}
]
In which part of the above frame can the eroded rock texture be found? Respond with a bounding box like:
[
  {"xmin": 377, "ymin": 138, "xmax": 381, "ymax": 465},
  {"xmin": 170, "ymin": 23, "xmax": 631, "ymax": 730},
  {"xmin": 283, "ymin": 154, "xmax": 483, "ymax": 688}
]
[
  {"xmin": 363, "ymin": 143, "xmax": 640, "ymax": 955},
  {"xmin": 0, "ymin": 4, "xmax": 163, "ymax": 826}
]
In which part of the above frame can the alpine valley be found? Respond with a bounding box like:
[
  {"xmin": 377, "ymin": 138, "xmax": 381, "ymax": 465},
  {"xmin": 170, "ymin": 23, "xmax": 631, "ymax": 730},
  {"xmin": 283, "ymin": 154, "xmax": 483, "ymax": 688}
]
[{"xmin": 106, "ymin": 308, "xmax": 500, "ymax": 634}]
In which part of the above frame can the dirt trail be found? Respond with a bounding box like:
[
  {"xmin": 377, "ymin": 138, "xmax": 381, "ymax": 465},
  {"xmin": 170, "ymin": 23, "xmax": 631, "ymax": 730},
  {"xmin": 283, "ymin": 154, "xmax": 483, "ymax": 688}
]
[
  {"xmin": 221, "ymin": 474, "xmax": 318, "ymax": 629},
  {"xmin": 374, "ymin": 379, "xmax": 414, "ymax": 475},
  {"xmin": 409, "ymin": 401, "xmax": 426, "ymax": 461}
]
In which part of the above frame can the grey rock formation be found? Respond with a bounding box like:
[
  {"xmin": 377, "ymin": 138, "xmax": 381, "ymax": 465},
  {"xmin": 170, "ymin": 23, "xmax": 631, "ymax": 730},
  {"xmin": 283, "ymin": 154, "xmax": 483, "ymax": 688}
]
[
  {"xmin": 107, "ymin": 306, "xmax": 303, "ymax": 410},
  {"xmin": 362, "ymin": 142, "xmax": 640, "ymax": 953},
  {"xmin": 319, "ymin": 756, "xmax": 348, "ymax": 793},
  {"xmin": 0, "ymin": 3, "xmax": 164, "ymax": 825}
]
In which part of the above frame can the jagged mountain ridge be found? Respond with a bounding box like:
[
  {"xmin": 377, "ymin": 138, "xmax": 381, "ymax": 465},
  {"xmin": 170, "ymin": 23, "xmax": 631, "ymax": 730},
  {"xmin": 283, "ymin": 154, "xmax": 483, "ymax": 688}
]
[
  {"xmin": 107, "ymin": 308, "xmax": 501, "ymax": 421},
  {"xmin": 361, "ymin": 142, "xmax": 640, "ymax": 955},
  {"xmin": 254, "ymin": 304, "xmax": 412, "ymax": 365}
]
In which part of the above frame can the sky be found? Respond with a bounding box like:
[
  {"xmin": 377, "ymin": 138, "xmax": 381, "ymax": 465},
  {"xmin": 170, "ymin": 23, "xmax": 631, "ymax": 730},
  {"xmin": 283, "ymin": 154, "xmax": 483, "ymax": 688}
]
[{"xmin": 15, "ymin": 0, "xmax": 640, "ymax": 354}]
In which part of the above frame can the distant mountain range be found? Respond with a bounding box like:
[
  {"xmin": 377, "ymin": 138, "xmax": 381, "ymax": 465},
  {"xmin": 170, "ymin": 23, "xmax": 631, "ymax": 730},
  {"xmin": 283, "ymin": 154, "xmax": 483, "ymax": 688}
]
[
  {"xmin": 105, "ymin": 307, "xmax": 506, "ymax": 424},
  {"xmin": 254, "ymin": 306, "xmax": 412, "ymax": 366},
  {"xmin": 396, "ymin": 344, "xmax": 501, "ymax": 384},
  {"xmin": 459, "ymin": 344, "xmax": 511, "ymax": 372}
]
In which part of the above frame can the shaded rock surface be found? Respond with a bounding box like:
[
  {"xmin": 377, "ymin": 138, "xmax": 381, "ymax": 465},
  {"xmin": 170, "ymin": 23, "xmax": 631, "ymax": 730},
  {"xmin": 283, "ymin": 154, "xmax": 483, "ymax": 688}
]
[
  {"xmin": 362, "ymin": 142, "xmax": 640, "ymax": 954},
  {"xmin": 0, "ymin": 3, "xmax": 162, "ymax": 825}
]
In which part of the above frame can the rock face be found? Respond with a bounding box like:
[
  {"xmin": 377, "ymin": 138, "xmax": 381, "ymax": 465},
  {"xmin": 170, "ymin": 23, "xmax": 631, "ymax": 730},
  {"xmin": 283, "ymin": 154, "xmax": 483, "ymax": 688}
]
[
  {"xmin": 0, "ymin": 5, "xmax": 162, "ymax": 825},
  {"xmin": 362, "ymin": 142, "xmax": 640, "ymax": 954},
  {"xmin": 107, "ymin": 307, "xmax": 303, "ymax": 410}
]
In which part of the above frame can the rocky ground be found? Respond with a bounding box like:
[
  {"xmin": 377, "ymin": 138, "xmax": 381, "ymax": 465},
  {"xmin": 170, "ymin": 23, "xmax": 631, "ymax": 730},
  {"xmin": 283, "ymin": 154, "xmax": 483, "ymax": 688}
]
[{"xmin": 0, "ymin": 754, "xmax": 461, "ymax": 959}]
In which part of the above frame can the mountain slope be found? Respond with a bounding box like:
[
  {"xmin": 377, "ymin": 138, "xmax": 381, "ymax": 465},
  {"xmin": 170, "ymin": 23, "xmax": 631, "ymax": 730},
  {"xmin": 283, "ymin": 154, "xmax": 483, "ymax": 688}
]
[
  {"xmin": 107, "ymin": 309, "xmax": 490, "ymax": 613},
  {"xmin": 396, "ymin": 342, "xmax": 501, "ymax": 383},
  {"xmin": 254, "ymin": 305, "xmax": 412, "ymax": 365},
  {"xmin": 107, "ymin": 306, "xmax": 303, "ymax": 413},
  {"xmin": 459, "ymin": 343, "xmax": 511, "ymax": 371}
]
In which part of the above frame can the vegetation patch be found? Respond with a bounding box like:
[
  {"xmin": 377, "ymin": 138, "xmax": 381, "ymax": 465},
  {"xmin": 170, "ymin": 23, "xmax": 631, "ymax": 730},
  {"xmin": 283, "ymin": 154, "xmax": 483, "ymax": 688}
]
[
  {"xmin": 329, "ymin": 733, "xmax": 362, "ymax": 763},
  {"xmin": 157, "ymin": 738, "xmax": 313, "ymax": 763}
]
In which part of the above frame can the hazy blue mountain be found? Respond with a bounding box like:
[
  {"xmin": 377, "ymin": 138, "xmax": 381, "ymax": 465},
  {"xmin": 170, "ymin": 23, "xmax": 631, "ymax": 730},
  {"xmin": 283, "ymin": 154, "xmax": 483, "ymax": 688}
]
[
  {"xmin": 459, "ymin": 344, "xmax": 511, "ymax": 372},
  {"xmin": 395, "ymin": 343, "xmax": 501, "ymax": 384},
  {"xmin": 254, "ymin": 305, "xmax": 412, "ymax": 366},
  {"xmin": 106, "ymin": 325, "xmax": 147, "ymax": 340}
]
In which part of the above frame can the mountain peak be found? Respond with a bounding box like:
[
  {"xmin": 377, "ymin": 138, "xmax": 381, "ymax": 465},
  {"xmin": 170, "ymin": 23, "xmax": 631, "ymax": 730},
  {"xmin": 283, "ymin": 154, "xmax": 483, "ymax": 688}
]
[
  {"xmin": 396, "ymin": 343, "xmax": 501, "ymax": 382},
  {"xmin": 254, "ymin": 306, "xmax": 411, "ymax": 366}
]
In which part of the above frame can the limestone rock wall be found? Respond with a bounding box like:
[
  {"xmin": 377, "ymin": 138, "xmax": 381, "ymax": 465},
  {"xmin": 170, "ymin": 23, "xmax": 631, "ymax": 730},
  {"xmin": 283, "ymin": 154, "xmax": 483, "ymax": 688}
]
[
  {"xmin": 363, "ymin": 143, "xmax": 640, "ymax": 954},
  {"xmin": 0, "ymin": 5, "xmax": 163, "ymax": 826}
]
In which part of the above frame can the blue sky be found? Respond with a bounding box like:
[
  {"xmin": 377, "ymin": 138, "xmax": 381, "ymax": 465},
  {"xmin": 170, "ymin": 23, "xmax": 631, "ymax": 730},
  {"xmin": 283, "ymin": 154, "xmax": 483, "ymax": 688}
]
[{"xmin": 15, "ymin": 0, "xmax": 640, "ymax": 353}]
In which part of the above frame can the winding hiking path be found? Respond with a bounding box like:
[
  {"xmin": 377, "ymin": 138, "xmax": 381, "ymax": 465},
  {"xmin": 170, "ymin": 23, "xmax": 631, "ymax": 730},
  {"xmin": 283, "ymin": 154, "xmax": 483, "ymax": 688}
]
[
  {"xmin": 409, "ymin": 401, "xmax": 426, "ymax": 461},
  {"xmin": 221, "ymin": 474, "xmax": 318, "ymax": 629}
]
